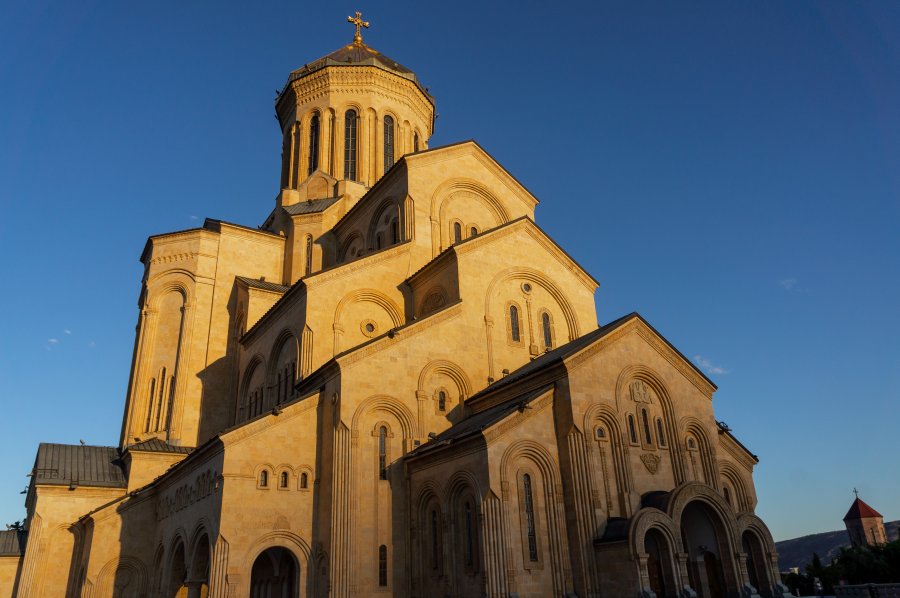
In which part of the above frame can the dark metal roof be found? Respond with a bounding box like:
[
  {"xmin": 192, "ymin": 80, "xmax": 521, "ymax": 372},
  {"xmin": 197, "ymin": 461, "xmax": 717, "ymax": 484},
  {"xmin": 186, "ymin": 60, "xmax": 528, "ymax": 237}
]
[
  {"xmin": 283, "ymin": 42, "xmax": 431, "ymax": 100},
  {"xmin": 127, "ymin": 438, "xmax": 193, "ymax": 455},
  {"xmin": 32, "ymin": 443, "xmax": 126, "ymax": 489},
  {"xmin": 235, "ymin": 276, "xmax": 290, "ymax": 294},
  {"xmin": 0, "ymin": 530, "xmax": 26, "ymax": 557},
  {"xmin": 283, "ymin": 197, "xmax": 341, "ymax": 216}
]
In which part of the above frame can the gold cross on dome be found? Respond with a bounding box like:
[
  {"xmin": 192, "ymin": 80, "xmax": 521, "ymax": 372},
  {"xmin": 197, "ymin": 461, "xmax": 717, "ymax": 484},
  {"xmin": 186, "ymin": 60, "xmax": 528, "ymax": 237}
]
[{"xmin": 347, "ymin": 11, "xmax": 370, "ymax": 45}]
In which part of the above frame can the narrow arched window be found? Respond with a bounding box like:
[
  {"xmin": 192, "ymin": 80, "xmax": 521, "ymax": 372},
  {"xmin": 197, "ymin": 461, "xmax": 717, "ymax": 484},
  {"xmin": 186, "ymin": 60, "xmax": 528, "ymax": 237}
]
[
  {"xmin": 431, "ymin": 509, "xmax": 440, "ymax": 570},
  {"xmin": 656, "ymin": 418, "xmax": 667, "ymax": 447},
  {"xmin": 280, "ymin": 471, "xmax": 289, "ymax": 488},
  {"xmin": 155, "ymin": 367, "xmax": 167, "ymax": 431},
  {"xmin": 383, "ymin": 115, "xmax": 395, "ymax": 173},
  {"xmin": 464, "ymin": 501, "xmax": 474, "ymax": 566},
  {"xmin": 378, "ymin": 426, "xmax": 388, "ymax": 480},
  {"xmin": 627, "ymin": 414, "xmax": 638, "ymax": 444},
  {"xmin": 641, "ymin": 409, "xmax": 653, "ymax": 445},
  {"xmin": 344, "ymin": 109, "xmax": 358, "ymax": 180},
  {"xmin": 414, "ymin": 132, "xmax": 420, "ymax": 152},
  {"xmin": 687, "ymin": 437, "xmax": 697, "ymax": 450},
  {"xmin": 300, "ymin": 472, "xmax": 308, "ymax": 489},
  {"xmin": 259, "ymin": 470, "xmax": 268, "ymax": 487},
  {"xmin": 375, "ymin": 233, "xmax": 383, "ymax": 250},
  {"xmin": 305, "ymin": 235, "xmax": 313, "ymax": 276},
  {"xmin": 308, "ymin": 113, "xmax": 320, "ymax": 174},
  {"xmin": 391, "ymin": 219, "xmax": 400, "ymax": 244},
  {"xmin": 509, "ymin": 305, "xmax": 521, "ymax": 342},
  {"xmin": 438, "ymin": 391, "xmax": 447, "ymax": 412},
  {"xmin": 378, "ymin": 545, "xmax": 387, "ymax": 586},
  {"xmin": 723, "ymin": 486, "xmax": 732, "ymax": 506},
  {"xmin": 595, "ymin": 427, "xmax": 606, "ymax": 439},
  {"xmin": 541, "ymin": 312, "xmax": 553, "ymax": 349},
  {"xmin": 470, "ymin": 226, "xmax": 478, "ymax": 237},
  {"xmin": 523, "ymin": 474, "xmax": 538, "ymax": 562},
  {"xmin": 453, "ymin": 222, "xmax": 462, "ymax": 244},
  {"xmin": 145, "ymin": 377, "xmax": 156, "ymax": 432}
]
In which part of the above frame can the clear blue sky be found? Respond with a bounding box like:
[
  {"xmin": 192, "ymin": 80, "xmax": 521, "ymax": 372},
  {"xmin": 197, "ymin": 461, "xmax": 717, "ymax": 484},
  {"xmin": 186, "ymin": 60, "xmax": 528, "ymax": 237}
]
[{"xmin": 1, "ymin": 1, "xmax": 898, "ymax": 542}]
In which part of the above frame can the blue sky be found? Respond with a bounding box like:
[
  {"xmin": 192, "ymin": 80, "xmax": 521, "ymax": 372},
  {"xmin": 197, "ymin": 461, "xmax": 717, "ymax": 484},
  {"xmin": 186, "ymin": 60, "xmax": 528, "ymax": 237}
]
[{"xmin": 0, "ymin": 1, "xmax": 898, "ymax": 541}]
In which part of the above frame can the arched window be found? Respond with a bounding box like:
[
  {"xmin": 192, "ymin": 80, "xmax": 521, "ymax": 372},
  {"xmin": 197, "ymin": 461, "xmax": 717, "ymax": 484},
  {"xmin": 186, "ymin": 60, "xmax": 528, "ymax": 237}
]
[
  {"xmin": 541, "ymin": 312, "xmax": 553, "ymax": 349},
  {"xmin": 627, "ymin": 414, "xmax": 638, "ymax": 444},
  {"xmin": 383, "ymin": 115, "xmax": 395, "ymax": 173},
  {"xmin": 723, "ymin": 486, "xmax": 732, "ymax": 506},
  {"xmin": 509, "ymin": 304, "xmax": 521, "ymax": 342},
  {"xmin": 464, "ymin": 501, "xmax": 474, "ymax": 567},
  {"xmin": 259, "ymin": 470, "xmax": 268, "ymax": 487},
  {"xmin": 344, "ymin": 109, "xmax": 358, "ymax": 180},
  {"xmin": 595, "ymin": 427, "xmax": 606, "ymax": 439},
  {"xmin": 522, "ymin": 474, "xmax": 538, "ymax": 562},
  {"xmin": 438, "ymin": 390, "xmax": 447, "ymax": 412},
  {"xmin": 414, "ymin": 132, "xmax": 420, "ymax": 152},
  {"xmin": 145, "ymin": 377, "xmax": 156, "ymax": 432},
  {"xmin": 453, "ymin": 222, "xmax": 462, "ymax": 244},
  {"xmin": 656, "ymin": 418, "xmax": 667, "ymax": 447},
  {"xmin": 431, "ymin": 509, "xmax": 440, "ymax": 570},
  {"xmin": 300, "ymin": 472, "xmax": 308, "ymax": 489},
  {"xmin": 470, "ymin": 226, "xmax": 478, "ymax": 237},
  {"xmin": 641, "ymin": 409, "xmax": 653, "ymax": 445},
  {"xmin": 305, "ymin": 235, "xmax": 313, "ymax": 276},
  {"xmin": 687, "ymin": 437, "xmax": 697, "ymax": 450},
  {"xmin": 375, "ymin": 233, "xmax": 383, "ymax": 250},
  {"xmin": 308, "ymin": 112, "xmax": 320, "ymax": 174},
  {"xmin": 378, "ymin": 545, "xmax": 387, "ymax": 586},
  {"xmin": 378, "ymin": 426, "xmax": 388, "ymax": 480},
  {"xmin": 391, "ymin": 219, "xmax": 400, "ymax": 244},
  {"xmin": 279, "ymin": 471, "xmax": 289, "ymax": 488}
]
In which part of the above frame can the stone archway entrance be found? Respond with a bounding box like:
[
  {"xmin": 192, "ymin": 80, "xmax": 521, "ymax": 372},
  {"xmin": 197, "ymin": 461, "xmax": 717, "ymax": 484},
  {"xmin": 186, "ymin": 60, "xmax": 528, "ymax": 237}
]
[
  {"xmin": 742, "ymin": 530, "xmax": 771, "ymax": 596},
  {"xmin": 167, "ymin": 541, "xmax": 188, "ymax": 598},
  {"xmin": 680, "ymin": 501, "xmax": 732, "ymax": 598},
  {"xmin": 645, "ymin": 528, "xmax": 677, "ymax": 598},
  {"xmin": 250, "ymin": 547, "xmax": 299, "ymax": 598}
]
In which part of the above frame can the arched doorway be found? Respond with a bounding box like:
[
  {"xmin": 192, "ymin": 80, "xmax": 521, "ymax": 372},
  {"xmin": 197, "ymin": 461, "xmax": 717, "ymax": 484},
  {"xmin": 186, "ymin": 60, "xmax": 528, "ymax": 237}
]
[
  {"xmin": 680, "ymin": 502, "xmax": 730, "ymax": 598},
  {"xmin": 189, "ymin": 533, "xmax": 210, "ymax": 598},
  {"xmin": 167, "ymin": 541, "xmax": 188, "ymax": 598},
  {"xmin": 742, "ymin": 530, "xmax": 770, "ymax": 595},
  {"xmin": 644, "ymin": 528, "xmax": 677, "ymax": 598},
  {"xmin": 250, "ymin": 547, "xmax": 299, "ymax": 598}
]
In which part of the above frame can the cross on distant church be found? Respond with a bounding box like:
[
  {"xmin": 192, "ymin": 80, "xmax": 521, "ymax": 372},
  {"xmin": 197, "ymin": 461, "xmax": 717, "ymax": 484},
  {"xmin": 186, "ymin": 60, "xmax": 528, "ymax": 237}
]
[
  {"xmin": 347, "ymin": 11, "xmax": 370, "ymax": 45},
  {"xmin": 853, "ymin": 487, "xmax": 859, "ymax": 499}
]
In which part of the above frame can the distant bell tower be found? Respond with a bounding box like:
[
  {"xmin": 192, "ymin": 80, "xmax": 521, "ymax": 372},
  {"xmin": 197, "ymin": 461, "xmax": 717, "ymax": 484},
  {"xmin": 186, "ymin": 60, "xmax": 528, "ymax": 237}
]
[
  {"xmin": 274, "ymin": 12, "xmax": 435, "ymax": 205},
  {"xmin": 843, "ymin": 490, "xmax": 887, "ymax": 547}
]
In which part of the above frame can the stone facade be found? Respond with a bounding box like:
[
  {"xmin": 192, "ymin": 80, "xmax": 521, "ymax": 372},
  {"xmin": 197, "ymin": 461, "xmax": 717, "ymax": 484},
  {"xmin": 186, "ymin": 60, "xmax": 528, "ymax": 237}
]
[{"xmin": 1, "ymin": 31, "xmax": 790, "ymax": 598}]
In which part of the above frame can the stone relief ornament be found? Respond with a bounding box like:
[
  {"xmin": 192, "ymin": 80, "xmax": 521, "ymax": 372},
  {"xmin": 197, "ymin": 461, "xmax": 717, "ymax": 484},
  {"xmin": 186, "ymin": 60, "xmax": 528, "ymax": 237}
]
[
  {"xmin": 629, "ymin": 380, "xmax": 652, "ymax": 404},
  {"xmin": 640, "ymin": 453, "xmax": 661, "ymax": 474}
]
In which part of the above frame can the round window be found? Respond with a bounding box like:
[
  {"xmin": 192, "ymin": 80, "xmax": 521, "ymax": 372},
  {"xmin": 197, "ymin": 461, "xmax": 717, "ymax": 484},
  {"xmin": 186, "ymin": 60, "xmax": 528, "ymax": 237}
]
[
  {"xmin": 360, "ymin": 320, "xmax": 378, "ymax": 337},
  {"xmin": 521, "ymin": 282, "xmax": 532, "ymax": 293}
]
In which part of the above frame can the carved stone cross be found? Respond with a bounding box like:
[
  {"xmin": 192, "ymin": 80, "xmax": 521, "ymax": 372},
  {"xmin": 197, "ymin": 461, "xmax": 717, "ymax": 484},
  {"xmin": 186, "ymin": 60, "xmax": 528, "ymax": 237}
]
[{"xmin": 347, "ymin": 11, "xmax": 370, "ymax": 45}]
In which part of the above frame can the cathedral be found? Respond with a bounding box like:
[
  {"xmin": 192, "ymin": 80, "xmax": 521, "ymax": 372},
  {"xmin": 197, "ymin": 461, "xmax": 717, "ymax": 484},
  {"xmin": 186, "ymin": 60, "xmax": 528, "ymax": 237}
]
[{"xmin": 0, "ymin": 15, "xmax": 791, "ymax": 598}]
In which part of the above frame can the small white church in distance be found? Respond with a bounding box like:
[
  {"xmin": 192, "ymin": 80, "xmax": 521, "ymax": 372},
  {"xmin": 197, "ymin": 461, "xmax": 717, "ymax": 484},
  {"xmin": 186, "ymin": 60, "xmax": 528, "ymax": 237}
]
[{"xmin": 0, "ymin": 14, "xmax": 791, "ymax": 598}]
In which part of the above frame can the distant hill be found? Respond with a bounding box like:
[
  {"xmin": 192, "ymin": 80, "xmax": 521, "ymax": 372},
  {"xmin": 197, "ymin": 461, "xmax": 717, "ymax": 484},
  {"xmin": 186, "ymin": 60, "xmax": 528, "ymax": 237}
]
[{"xmin": 775, "ymin": 520, "xmax": 899, "ymax": 571}]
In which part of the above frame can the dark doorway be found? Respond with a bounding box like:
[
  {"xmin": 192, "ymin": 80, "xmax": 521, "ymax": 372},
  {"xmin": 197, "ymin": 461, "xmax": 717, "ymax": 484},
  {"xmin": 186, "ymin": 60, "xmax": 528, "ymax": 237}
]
[{"xmin": 250, "ymin": 547, "xmax": 298, "ymax": 598}]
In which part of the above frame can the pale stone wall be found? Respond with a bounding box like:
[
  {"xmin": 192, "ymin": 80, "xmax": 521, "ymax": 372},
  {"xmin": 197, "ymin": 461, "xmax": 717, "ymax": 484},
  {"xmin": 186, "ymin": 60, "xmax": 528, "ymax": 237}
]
[{"xmin": 0, "ymin": 556, "xmax": 21, "ymax": 598}]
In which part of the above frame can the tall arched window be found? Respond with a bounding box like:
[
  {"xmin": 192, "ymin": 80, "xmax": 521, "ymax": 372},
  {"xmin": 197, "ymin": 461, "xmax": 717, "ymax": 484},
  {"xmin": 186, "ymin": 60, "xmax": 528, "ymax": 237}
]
[
  {"xmin": 431, "ymin": 509, "xmax": 440, "ymax": 570},
  {"xmin": 344, "ymin": 109, "xmax": 358, "ymax": 180},
  {"xmin": 279, "ymin": 471, "xmax": 289, "ymax": 488},
  {"xmin": 391, "ymin": 219, "xmax": 400, "ymax": 244},
  {"xmin": 383, "ymin": 115, "xmax": 395, "ymax": 173},
  {"xmin": 259, "ymin": 470, "xmax": 268, "ymax": 487},
  {"xmin": 378, "ymin": 426, "xmax": 388, "ymax": 480},
  {"xmin": 509, "ymin": 305, "xmax": 521, "ymax": 342},
  {"xmin": 305, "ymin": 235, "xmax": 313, "ymax": 276},
  {"xmin": 438, "ymin": 390, "xmax": 447, "ymax": 412},
  {"xmin": 464, "ymin": 501, "xmax": 474, "ymax": 566},
  {"xmin": 378, "ymin": 545, "xmax": 387, "ymax": 586},
  {"xmin": 308, "ymin": 112, "xmax": 320, "ymax": 174},
  {"xmin": 453, "ymin": 222, "xmax": 462, "ymax": 244},
  {"xmin": 541, "ymin": 312, "xmax": 553, "ymax": 349},
  {"xmin": 641, "ymin": 409, "xmax": 653, "ymax": 445},
  {"xmin": 414, "ymin": 132, "xmax": 420, "ymax": 152},
  {"xmin": 656, "ymin": 418, "xmax": 667, "ymax": 447},
  {"xmin": 522, "ymin": 474, "xmax": 538, "ymax": 562},
  {"xmin": 627, "ymin": 414, "xmax": 638, "ymax": 444},
  {"xmin": 300, "ymin": 472, "xmax": 308, "ymax": 489},
  {"xmin": 145, "ymin": 378, "xmax": 156, "ymax": 432}
]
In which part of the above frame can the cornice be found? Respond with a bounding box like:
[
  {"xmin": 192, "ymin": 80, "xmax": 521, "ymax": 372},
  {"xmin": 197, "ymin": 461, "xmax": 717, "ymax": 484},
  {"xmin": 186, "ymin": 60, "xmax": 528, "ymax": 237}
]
[
  {"xmin": 719, "ymin": 432, "xmax": 758, "ymax": 469},
  {"xmin": 304, "ymin": 241, "xmax": 410, "ymax": 287}
]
